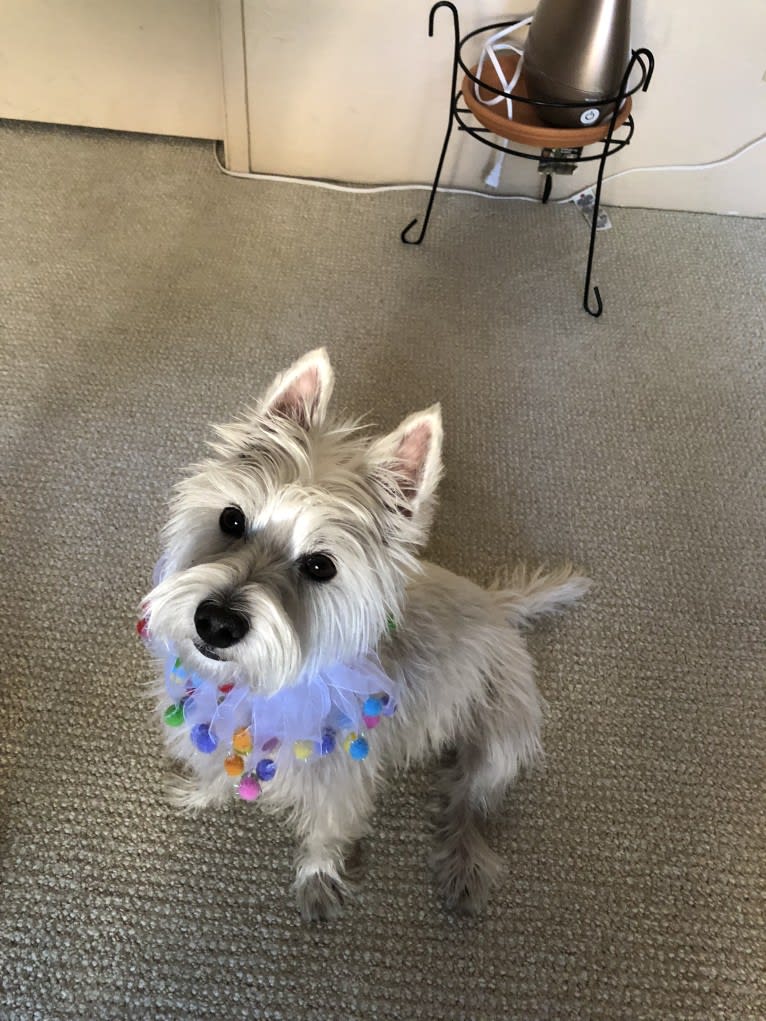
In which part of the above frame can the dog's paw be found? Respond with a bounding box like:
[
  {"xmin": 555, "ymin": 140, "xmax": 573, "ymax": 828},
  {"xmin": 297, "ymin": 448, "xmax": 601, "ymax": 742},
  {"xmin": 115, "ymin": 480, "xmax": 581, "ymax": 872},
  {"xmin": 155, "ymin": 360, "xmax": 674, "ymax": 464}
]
[
  {"xmin": 294, "ymin": 870, "xmax": 348, "ymax": 922},
  {"xmin": 431, "ymin": 838, "xmax": 503, "ymax": 916},
  {"xmin": 438, "ymin": 862, "xmax": 497, "ymax": 916}
]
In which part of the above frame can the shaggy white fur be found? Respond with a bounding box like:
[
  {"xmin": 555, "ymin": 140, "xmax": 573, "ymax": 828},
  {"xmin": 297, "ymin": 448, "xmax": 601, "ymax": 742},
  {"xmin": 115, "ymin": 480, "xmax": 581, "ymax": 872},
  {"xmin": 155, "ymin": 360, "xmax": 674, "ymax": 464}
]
[{"xmin": 142, "ymin": 349, "xmax": 589, "ymax": 920}]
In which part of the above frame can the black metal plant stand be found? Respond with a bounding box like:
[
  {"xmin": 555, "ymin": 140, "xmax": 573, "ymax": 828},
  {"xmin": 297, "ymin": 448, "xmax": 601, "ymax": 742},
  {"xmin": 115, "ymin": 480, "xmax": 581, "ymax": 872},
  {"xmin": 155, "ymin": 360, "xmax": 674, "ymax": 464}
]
[{"xmin": 401, "ymin": 1, "xmax": 654, "ymax": 317}]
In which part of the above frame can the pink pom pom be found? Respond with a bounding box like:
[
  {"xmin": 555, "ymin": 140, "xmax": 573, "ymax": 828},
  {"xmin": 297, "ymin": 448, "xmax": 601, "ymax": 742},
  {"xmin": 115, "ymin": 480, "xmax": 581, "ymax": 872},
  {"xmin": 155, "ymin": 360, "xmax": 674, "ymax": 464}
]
[
  {"xmin": 363, "ymin": 714, "xmax": 380, "ymax": 729},
  {"xmin": 238, "ymin": 775, "xmax": 262, "ymax": 802}
]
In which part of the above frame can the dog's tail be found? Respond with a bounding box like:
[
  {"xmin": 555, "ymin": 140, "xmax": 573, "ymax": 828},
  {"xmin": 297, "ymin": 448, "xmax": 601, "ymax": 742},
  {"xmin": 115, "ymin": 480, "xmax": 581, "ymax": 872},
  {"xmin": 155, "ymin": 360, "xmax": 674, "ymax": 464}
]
[{"xmin": 492, "ymin": 564, "xmax": 591, "ymax": 627}]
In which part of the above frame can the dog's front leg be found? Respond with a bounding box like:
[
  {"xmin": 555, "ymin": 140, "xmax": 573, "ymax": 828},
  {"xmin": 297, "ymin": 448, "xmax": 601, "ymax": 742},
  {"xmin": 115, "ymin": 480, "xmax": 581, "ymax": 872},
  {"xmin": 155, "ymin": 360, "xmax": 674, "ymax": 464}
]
[{"xmin": 290, "ymin": 763, "xmax": 375, "ymax": 922}]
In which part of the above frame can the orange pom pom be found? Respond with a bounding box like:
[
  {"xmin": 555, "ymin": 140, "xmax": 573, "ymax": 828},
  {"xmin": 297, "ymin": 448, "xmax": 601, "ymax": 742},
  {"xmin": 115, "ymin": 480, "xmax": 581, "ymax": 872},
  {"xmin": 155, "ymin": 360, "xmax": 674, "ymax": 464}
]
[
  {"xmin": 224, "ymin": 753, "xmax": 245, "ymax": 777},
  {"xmin": 232, "ymin": 727, "xmax": 253, "ymax": 755}
]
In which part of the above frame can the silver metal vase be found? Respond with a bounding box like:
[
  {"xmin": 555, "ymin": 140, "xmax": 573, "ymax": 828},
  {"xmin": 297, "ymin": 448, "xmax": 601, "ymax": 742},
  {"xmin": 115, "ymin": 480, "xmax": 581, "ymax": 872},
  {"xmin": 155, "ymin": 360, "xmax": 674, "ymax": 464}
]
[{"xmin": 523, "ymin": 0, "xmax": 631, "ymax": 128}]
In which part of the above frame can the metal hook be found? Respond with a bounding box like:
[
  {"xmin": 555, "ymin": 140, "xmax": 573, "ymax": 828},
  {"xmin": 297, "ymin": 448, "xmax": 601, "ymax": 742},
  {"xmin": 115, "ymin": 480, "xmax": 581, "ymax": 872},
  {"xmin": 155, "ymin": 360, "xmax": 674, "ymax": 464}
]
[
  {"xmin": 401, "ymin": 218, "xmax": 421, "ymax": 244},
  {"xmin": 429, "ymin": 0, "xmax": 458, "ymax": 36},
  {"xmin": 584, "ymin": 285, "xmax": 604, "ymax": 318},
  {"xmin": 638, "ymin": 48, "xmax": 655, "ymax": 91}
]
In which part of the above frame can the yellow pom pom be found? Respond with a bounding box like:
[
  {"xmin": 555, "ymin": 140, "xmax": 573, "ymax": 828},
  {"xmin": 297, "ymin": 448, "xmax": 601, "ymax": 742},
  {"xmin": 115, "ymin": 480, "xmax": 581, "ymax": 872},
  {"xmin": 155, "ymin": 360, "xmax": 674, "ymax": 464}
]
[
  {"xmin": 224, "ymin": 753, "xmax": 245, "ymax": 777},
  {"xmin": 293, "ymin": 740, "xmax": 315, "ymax": 761},
  {"xmin": 232, "ymin": 727, "xmax": 253, "ymax": 755},
  {"xmin": 343, "ymin": 732, "xmax": 358, "ymax": 754}
]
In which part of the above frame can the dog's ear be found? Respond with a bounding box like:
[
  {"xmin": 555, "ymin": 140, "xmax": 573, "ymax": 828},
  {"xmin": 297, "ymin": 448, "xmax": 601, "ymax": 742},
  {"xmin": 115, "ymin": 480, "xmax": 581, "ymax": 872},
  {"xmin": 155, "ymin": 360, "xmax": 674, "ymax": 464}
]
[
  {"xmin": 261, "ymin": 348, "xmax": 334, "ymax": 429},
  {"xmin": 369, "ymin": 405, "xmax": 443, "ymax": 520}
]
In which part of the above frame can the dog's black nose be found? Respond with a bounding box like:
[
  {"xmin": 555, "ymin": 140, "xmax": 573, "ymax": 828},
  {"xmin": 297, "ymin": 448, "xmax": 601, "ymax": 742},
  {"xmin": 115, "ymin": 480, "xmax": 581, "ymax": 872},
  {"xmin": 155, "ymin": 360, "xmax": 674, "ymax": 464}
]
[{"xmin": 194, "ymin": 599, "xmax": 250, "ymax": 648}]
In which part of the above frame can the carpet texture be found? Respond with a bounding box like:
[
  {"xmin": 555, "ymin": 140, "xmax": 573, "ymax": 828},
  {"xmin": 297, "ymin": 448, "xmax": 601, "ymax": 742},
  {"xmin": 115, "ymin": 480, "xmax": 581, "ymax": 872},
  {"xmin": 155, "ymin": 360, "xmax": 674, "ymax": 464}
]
[{"xmin": 1, "ymin": 121, "xmax": 764, "ymax": 1021}]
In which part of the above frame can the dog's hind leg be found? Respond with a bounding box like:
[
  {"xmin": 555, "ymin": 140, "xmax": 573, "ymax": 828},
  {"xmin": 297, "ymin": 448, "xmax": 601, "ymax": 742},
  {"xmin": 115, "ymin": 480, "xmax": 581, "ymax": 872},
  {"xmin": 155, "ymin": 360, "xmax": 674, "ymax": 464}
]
[
  {"xmin": 430, "ymin": 744, "xmax": 505, "ymax": 915},
  {"xmin": 431, "ymin": 638, "xmax": 544, "ymax": 914}
]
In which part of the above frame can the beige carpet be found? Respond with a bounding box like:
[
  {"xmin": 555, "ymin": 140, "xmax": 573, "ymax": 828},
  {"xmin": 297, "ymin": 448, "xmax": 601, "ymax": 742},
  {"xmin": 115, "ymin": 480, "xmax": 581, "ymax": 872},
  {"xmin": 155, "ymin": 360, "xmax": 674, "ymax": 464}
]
[{"xmin": 1, "ymin": 121, "xmax": 764, "ymax": 1021}]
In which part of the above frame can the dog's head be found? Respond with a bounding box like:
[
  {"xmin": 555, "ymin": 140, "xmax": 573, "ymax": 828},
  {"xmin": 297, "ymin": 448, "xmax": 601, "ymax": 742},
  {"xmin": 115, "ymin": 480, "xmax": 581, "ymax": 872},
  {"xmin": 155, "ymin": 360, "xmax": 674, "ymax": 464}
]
[{"xmin": 143, "ymin": 349, "xmax": 442, "ymax": 692}]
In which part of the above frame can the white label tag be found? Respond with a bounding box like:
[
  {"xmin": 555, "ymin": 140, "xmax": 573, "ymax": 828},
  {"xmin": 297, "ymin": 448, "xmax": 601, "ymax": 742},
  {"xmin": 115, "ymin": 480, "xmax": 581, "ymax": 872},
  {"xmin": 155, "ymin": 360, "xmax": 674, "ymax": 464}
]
[{"xmin": 574, "ymin": 188, "xmax": 612, "ymax": 231}]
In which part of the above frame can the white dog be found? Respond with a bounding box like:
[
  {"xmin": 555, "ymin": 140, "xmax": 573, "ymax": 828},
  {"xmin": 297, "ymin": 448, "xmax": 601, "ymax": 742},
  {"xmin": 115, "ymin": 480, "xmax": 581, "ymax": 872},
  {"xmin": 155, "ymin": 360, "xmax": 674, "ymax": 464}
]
[{"xmin": 140, "ymin": 349, "xmax": 589, "ymax": 920}]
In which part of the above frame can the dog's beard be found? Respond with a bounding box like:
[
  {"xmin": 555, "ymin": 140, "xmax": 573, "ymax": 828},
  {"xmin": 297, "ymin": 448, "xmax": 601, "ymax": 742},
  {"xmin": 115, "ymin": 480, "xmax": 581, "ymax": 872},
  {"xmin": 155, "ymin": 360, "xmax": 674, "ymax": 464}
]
[
  {"xmin": 144, "ymin": 560, "xmax": 396, "ymax": 695},
  {"xmin": 145, "ymin": 560, "xmax": 302, "ymax": 693}
]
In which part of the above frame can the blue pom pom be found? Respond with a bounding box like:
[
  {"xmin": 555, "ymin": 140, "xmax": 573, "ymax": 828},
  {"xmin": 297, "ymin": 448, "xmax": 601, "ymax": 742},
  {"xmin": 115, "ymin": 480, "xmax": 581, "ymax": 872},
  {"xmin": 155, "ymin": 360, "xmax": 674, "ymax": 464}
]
[
  {"xmin": 349, "ymin": 736, "xmax": 369, "ymax": 760},
  {"xmin": 172, "ymin": 658, "xmax": 189, "ymax": 681},
  {"xmin": 255, "ymin": 758, "xmax": 276, "ymax": 782},
  {"xmin": 381, "ymin": 695, "xmax": 397, "ymax": 717},
  {"xmin": 190, "ymin": 723, "xmax": 218, "ymax": 754},
  {"xmin": 363, "ymin": 696, "xmax": 383, "ymax": 717},
  {"xmin": 320, "ymin": 730, "xmax": 336, "ymax": 756}
]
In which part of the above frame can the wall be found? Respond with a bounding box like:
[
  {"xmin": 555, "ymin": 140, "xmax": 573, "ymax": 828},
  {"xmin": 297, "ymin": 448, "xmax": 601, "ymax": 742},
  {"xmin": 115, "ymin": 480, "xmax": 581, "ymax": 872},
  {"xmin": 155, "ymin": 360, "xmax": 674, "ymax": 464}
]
[
  {"xmin": 1, "ymin": 1, "xmax": 763, "ymax": 215},
  {"xmin": 0, "ymin": 0, "xmax": 222, "ymax": 140},
  {"xmin": 242, "ymin": 0, "xmax": 766, "ymax": 215}
]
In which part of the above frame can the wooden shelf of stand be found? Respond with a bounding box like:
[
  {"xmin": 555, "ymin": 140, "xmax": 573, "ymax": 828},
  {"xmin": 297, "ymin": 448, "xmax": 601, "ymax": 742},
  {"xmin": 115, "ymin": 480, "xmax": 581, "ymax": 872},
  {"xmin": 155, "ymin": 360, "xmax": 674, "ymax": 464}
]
[{"xmin": 461, "ymin": 52, "xmax": 632, "ymax": 148}]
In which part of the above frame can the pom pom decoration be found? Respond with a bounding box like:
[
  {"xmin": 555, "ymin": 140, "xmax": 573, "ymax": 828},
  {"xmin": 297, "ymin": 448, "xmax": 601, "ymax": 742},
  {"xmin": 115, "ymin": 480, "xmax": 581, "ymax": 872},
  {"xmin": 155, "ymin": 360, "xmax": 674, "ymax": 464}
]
[
  {"xmin": 190, "ymin": 723, "xmax": 218, "ymax": 754},
  {"xmin": 380, "ymin": 693, "xmax": 397, "ymax": 718},
  {"xmin": 349, "ymin": 736, "xmax": 369, "ymax": 760},
  {"xmin": 293, "ymin": 740, "xmax": 315, "ymax": 762},
  {"xmin": 164, "ymin": 703, "xmax": 185, "ymax": 727},
  {"xmin": 238, "ymin": 775, "xmax": 262, "ymax": 801},
  {"xmin": 225, "ymin": 753, "xmax": 245, "ymax": 777},
  {"xmin": 256, "ymin": 758, "xmax": 277, "ymax": 782},
  {"xmin": 142, "ymin": 597, "xmax": 399, "ymax": 805},
  {"xmin": 232, "ymin": 727, "xmax": 253, "ymax": 755}
]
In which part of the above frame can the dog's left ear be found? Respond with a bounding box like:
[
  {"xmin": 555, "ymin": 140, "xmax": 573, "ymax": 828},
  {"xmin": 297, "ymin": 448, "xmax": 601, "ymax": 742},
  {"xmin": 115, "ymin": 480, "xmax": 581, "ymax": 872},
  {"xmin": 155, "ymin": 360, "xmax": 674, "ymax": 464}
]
[
  {"xmin": 261, "ymin": 348, "xmax": 335, "ymax": 429},
  {"xmin": 370, "ymin": 405, "xmax": 443, "ymax": 519}
]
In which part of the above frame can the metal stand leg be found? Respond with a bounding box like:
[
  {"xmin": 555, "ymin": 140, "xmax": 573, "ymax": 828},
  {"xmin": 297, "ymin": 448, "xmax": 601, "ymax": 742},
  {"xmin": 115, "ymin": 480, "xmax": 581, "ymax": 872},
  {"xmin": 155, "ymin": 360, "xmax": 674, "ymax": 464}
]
[
  {"xmin": 582, "ymin": 150, "xmax": 608, "ymax": 317},
  {"xmin": 582, "ymin": 48, "xmax": 655, "ymax": 317},
  {"xmin": 401, "ymin": 2, "xmax": 461, "ymax": 244}
]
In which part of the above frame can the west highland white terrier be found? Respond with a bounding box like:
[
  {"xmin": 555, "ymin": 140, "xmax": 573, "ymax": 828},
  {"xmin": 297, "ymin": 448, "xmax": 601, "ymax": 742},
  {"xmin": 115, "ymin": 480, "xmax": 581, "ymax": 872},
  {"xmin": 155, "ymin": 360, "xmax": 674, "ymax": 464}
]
[{"xmin": 140, "ymin": 349, "xmax": 589, "ymax": 920}]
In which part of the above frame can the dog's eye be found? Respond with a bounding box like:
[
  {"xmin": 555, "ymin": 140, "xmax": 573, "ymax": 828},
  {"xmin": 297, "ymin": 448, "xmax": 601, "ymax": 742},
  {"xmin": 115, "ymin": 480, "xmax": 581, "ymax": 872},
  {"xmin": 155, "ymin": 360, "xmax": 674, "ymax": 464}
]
[
  {"xmin": 219, "ymin": 506, "xmax": 246, "ymax": 539},
  {"xmin": 299, "ymin": 553, "xmax": 337, "ymax": 583}
]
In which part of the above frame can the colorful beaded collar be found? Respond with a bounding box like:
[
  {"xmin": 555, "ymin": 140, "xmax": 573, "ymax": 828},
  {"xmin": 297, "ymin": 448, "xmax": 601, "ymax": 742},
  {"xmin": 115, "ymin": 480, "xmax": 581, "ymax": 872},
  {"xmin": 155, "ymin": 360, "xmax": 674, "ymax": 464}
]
[{"xmin": 138, "ymin": 619, "xmax": 399, "ymax": 803}]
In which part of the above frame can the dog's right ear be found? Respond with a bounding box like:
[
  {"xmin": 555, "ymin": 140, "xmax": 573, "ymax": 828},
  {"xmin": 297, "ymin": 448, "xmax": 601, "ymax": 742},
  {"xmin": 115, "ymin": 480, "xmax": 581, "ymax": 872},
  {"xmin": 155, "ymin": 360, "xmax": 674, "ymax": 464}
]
[
  {"xmin": 369, "ymin": 404, "xmax": 443, "ymax": 526},
  {"xmin": 261, "ymin": 348, "xmax": 334, "ymax": 429}
]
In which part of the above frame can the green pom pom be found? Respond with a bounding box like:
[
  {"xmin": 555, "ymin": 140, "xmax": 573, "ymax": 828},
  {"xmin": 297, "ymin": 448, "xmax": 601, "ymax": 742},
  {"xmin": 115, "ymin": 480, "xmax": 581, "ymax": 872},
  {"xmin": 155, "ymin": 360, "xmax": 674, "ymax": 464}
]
[{"xmin": 164, "ymin": 703, "xmax": 185, "ymax": 727}]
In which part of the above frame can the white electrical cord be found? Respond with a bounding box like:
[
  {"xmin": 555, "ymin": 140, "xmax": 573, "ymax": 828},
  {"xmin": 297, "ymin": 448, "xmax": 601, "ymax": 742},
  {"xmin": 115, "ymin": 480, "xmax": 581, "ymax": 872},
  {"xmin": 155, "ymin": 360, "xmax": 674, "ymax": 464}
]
[
  {"xmin": 472, "ymin": 18, "xmax": 532, "ymax": 186},
  {"xmin": 213, "ymin": 141, "xmax": 537, "ymax": 202},
  {"xmin": 213, "ymin": 133, "xmax": 766, "ymax": 207},
  {"xmin": 562, "ymin": 134, "xmax": 766, "ymax": 196},
  {"xmin": 474, "ymin": 18, "xmax": 533, "ymax": 122}
]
